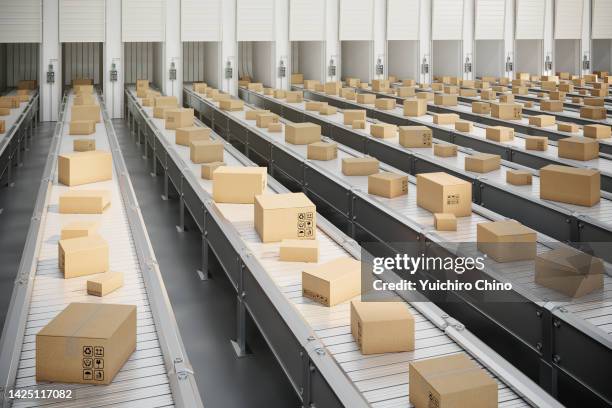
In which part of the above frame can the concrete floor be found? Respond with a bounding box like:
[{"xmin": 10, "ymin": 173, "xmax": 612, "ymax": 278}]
[{"xmin": 113, "ymin": 119, "xmax": 300, "ymax": 408}]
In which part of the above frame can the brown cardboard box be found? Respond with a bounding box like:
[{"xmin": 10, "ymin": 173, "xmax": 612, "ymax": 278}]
[
  {"xmin": 571, "ymin": 97, "xmax": 583, "ymax": 104},
  {"xmin": 136, "ymin": 79, "xmax": 149, "ymax": 90},
  {"xmin": 549, "ymin": 91, "xmax": 566, "ymax": 100},
  {"xmin": 416, "ymin": 92, "xmax": 434, "ymax": 101},
  {"xmin": 523, "ymin": 101, "xmax": 534, "ymax": 108},
  {"xmin": 584, "ymin": 74, "xmax": 598, "ymax": 83},
  {"xmin": 559, "ymin": 83, "xmax": 574, "ymax": 93},
  {"xmin": 285, "ymin": 123, "xmax": 321, "ymax": 145},
  {"xmin": 302, "ymin": 258, "xmax": 360, "ymax": 306},
  {"xmin": 343, "ymin": 110, "xmax": 366, "ymax": 125},
  {"xmin": 319, "ymin": 105, "xmax": 337, "ymax": 115},
  {"xmin": 368, "ymin": 172, "xmax": 408, "ymax": 198},
  {"xmin": 58, "ymin": 151, "xmax": 112, "ymax": 186},
  {"xmin": 374, "ymin": 98, "xmax": 395, "ymax": 110},
  {"xmin": 346, "ymin": 77, "xmax": 361, "ymax": 87},
  {"xmin": 357, "ymin": 93, "xmax": 376, "ymax": 104},
  {"xmin": 206, "ymin": 88, "xmax": 219, "ymax": 98},
  {"xmin": 0, "ymin": 108, "xmax": 9, "ymax": 116},
  {"xmin": 512, "ymin": 86, "xmax": 528, "ymax": 95},
  {"xmin": 353, "ymin": 120, "xmax": 366, "ymax": 129},
  {"xmin": 541, "ymin": 100, "xmax": 563, "ymax": 112},
  {"xmin": 433, "ymin": 144, "xmax": 457, "ymax": 157},
  {"xmin": 340, "ymin": 87, "xmax": 354, "ymax": 98},
  {"xmin": 87, "ymin": 272, "xmax": 124, "ymax": 297},
  {"xmin": 397, "ymin": 86, "xmax": 416, "ymax": 97},
  {"xmin": 74, "ymin": 84, "xmax": 94, "ymax": 95},
  {"xmin": 525, "ymin": 136, "xmax": 548, "ymax": 151},
  {"xmin": 61, "ymin": 221, "xmax": 99, "ymax": 240},
  {"xmin": 305, "ymin": 101, "xmax": 327, "ymax": 111},
  {"xmin": 303, "ymin": 80, "xmax": 319, "ymax": 90},
  {"xmin": 578, "ymin": 89, "xmax": 588, "ymax": 95},
  {"xmin": 507, "ymin": 169, "xmax": 533, "ymax": 186},
  {"xmin": 342, "ymin": 157, "xmax": 379, "ymax": 176},
  {"xmin": 557, "ymin": 122, "xmax": 579, "ymax": 133},
  {"xmin": 580, "ymin": 106, "xmax": 606, "ymax": 120},
  {"xmin": 517, "ymin": 72, "xmax": 530, "ymax": 80},
  {"xmin": 219, "ymin": 99, "xmax": 244, "ymax": 111},
  {"xmin": 372, "ymin": 79, "xmax": 390, "ymax": 92},
  {"xmin": 273, "ymin": 89, "xmax": 286, "ymax": 99},
  {"xmin": 256, "ymin": 112, "xmax": 278, "ymax": 128},
  {"xmin": 434, "ymin": 93, "xmax": 458, "ymax": 106},
  {"xmin": 213, "ymin": 166, "xmax": 267, "ymax": 204},
  {"xmin": 193, "ymin": 82, "xmax": 207, "ymax": 93},
  {"xmin": 535, "ymin": 248, "xmax": 604, "ymax": 297},
  {"xmin": 443, "ymin": 85, "xmax": 458, "ymax": 94},
  {"xmin": 69, "ymin": 120, "xmax": 95, "ymax": 135},
  {"xmin": 431, "ymin": 83, "xmax": 444, "ymax": 91},
  {"xmin": 461, "ymin": 79, "xmax": 475, "ymax": 88},
  {"xmin": 190, "ymin": 140, "xmax": 224, "ymax": 164},
  {"xmin": 454, "ymin": 120, "xmax": 473, "ymax": 133},
  {"xmin": 584, "ymin": 97, "xmax": 604, "ymax": 106},
  {"xmin": 465, "ymin": 153, "xmax": 501, "ymax": 173},
  {"xmin": 74, "ymin": 94, "xmax": 96, "ymax": 105},
  {"xmin": 16, "ymin": 94, "xmax": 29, "ymax": 103},
  {"xmin": 255, "ymin": 193, "xmax": 316, "ymax": 242},
  {"xmin": 409, "ymin": 354, "xmax": 498, "ymax": 408},
  {"xmin": 73, "ymin": 139, "xmax": 96, "ymax": 152},
  {"xmin": 591, "ymin": 88, "xmax": 609, "ymax": 97},
  {"xmin": 307, "ymin": 142, "xmax": 337, "ymax": 161},
  {"xmin": 416, "ymin": 172, "xmax": 471, "ymax": 216},
  {"xmin": 268, "ymin": 122, "xmax": 283, "ymax": 132},
  {"xmin": 529, "ymin": 115, "xmax": 556, "ymax": 127},
  {"xmin": 17, "ymin": 79, "xmax": 37, "ymax": 90},
  {"xmin": 350, "ymin": 300, "xmax": 414, "ymax": 354},
  {"xmin": 480, "ymin": 89, "xmax": 496, "ymax": 100},
  {"xmin": 59, "ymin": 190, "xmax": 111, "ymax": 214},
  {"xmin": 59, "ymin": 235, "xmax": 109, "ymax": 278},
  {"xmin": 279, "ymin": 239, "xmax": 319, "ymax": 263},
  {"xmin": 165, "ymin": 108, "xmax": 194, "ymax": 130},
  {"xmin": 291, "ymin": 73, "xmax": 304, "ymax": 84},
  {"xmin": 238, "ymin": 80, "xmax": 250, "ymax": 87},
  {"xmin": 0, "ymin": 97, "xmax": 18, "ymax": 109},
  {"xmin": 0, "ymin": 120, "xmax": 4, "ymax": 134},
  {"xmin": 399, "ymin": 126, "xmax": 432, "ymax": 148},
  {"xmin": 142, "ymin": 98, "xmax": 153, "ymax": 107},
  {"xmin": 136, "ymin": 89, "xmax": 148, "ymax": 98},
  {"xmin": 477, "ymin": 220, "xmax": 536, "ymax": 262},
  {"xmin": 460, "ymin": 88, "xmax": 478, "ymax": 97},
  {"xmin": 491, "ymin": 103, "xmax": 522, "ymax": 120},
  {"xmin": 433, "ymin": 113, "xmax": 460, "ymax": 125},
  {"xmin": 370, "ymin": 123, "xmax": 396, "ymax": 139},
  {"xmin": 314, "ymin": 83, "xmax": 325, "ymax": 92},
  {"xmin": 212, "ymin": 93, "xmax": 231, "ymax": 102},
  {"xmin": 247, "ymin": 83, "xmax": 264, "ymax": 92},
  {"xmin": 201, "ymin": 161, "xmax": 225, "ymax": 180},
  {"xmin": 499, "ymin": 94, "xmax": 514, "ymax": 103},
  {"xmin": 584, "ymin": 124, "xmax": 611, "ymax": 139},
  {"xmin": 72, "ymin": 105, "xmax": 101, "ymax": 123},
  {"xmin": 153, "ymin": 96, "xmax": 177, "ymax": 107},
  {"xmin": 472, "ymin": 101, "xmax": 491, "ymax": 114},
  {"xmin": 403, "ymin": 99, "xmax": 427, "ymax": 117},
  {"xmin": 286, "ymin": 91, "xmax": 303, "ymax": 103},
  {"xmin": 246, "ymin": 109, "xmax": 270, "ymax": 120},
  {"xmin": 36, "ymin": 303, "xmax": 136, "ymax": 385},
  {"xmin": 540, "ymin": 165, "xmax": 600, "ymax": 206},
  {"xmin": 153, "ymin": 106, "xmax": 172, "ymax": 119},
  {"xmin": 433, "ymin": 213, "xmax": 457, "ymax": 231},
  {"xmin": 558, "ymin": 137, "xmax": 599, "ymax": 161},
  {"xmin": 176, "ymin": 126, "xmax": 211, "ymax": 146},
  {"xmin": 324, "ymin": 81, "xmax": 341, "ymax": 95},
  {"xmin": 541, "ymin": 80, "xmax": 557, "ymax": 90},
  {"xmin": 486, "ymin": 126, "xmax": 514, "ymax": 142}
]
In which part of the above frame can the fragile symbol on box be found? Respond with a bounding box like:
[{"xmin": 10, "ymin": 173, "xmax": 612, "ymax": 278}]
[
  {"xmin": 428, "ymin": 392, "xmax": 440, "ymax": 408},
  {"xmin": 447, "ymin": 194, "xmax": 460, "ymax": 205},
  {"xmin": 83, "ymin": 358, "xmax": 93, "ymax": 368},
  {"xmin": 94, "ymin": 346, "xmax": 104, "ymax": 357},
  {"xmin": 94, "ymin": 358, "xmax": 104, "ymax": 369},
  {"xmin": 297, "ymin": 212, "xmax": 314, "ymax": 238},
  {"xmin": 94, "ymin": 370, "xmax": 104, "ymax": 381},
  {"xmin": 83, "ymin": 346, "xmax": 93, "ymax": 357},
  {"xmin": 83, "ymin": 369, "xmax": 93, "ymax": 380}
]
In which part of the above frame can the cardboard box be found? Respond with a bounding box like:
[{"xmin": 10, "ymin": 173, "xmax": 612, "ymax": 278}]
[
  {"xmin": 397, "ymin": 86, "xmax": 416, "ymax": 97},
  {"xmin": 74, "ymin": 94, "xmax": 96, "ymax": 106},
  {"xmin": 507, "ymin": 169, "xmax": 533, "ymax": 186},
  {"xmin": 535, "ymin": 248, "xmax": 604, "ymax": 298},
  {"xmin": 352, "ymin": 120, "xmax": 366, "ymax": 130},
  {"xmin": 279, "ymin": 239, "xmax": 319, "ymax": 263},
  {"xmin": 74, "ymin": 84, "xmax": 94, "ymax": 95},
  {"xmin": 350, "ymin": 300, "xmax": 414, "ymax": 354},
  {"xmin": 416, "ymin": 172, "xmax": 471, "ymax": 216},
  {"xmin": 541, "ymin": 80, "xmax": 557, "ymax": 90},
  {"xmin": 213, "ymin": 166, "xmax": 267, "ymax": 204},
  {"xmin": 219, "ymin": 99, "xmax": 244, "ymax": 111},
  {"xmin": 461, "ymin": 79, "xmax": 475, "ymax": 88},
  {"xmin": 165, "ymin": 108, "xmax": 194, "ymax": 130},
  {"xmin": 540, "ymin": 165, "xmax": 600, "ymax": 206},
  {"xmin": 491, "ymin": 103, "xmax": 522, "ymax": 120},
  {"xmin": 460, "ymin": 88, "xmax": 478, "ymax": 97},
  {"xmin": 319, "ymin": 105, "xmax": 337, "ymax": 115},
  {"xmin": 291, "ymin": 73, "xmax": 304, "ymax": 84},
  {"xmin": 343, "ymin": 110, "xmax": 366, "ymax": 125},
  {"xmin": 247, "ymin": 83, "xmax": 264, "ymax": 92},
  {"xmin": 59, "ymin": 235, "xmax": 109, "ymax": 278},
  {"xmin": 499, "ymin": 94, "xmax": 514, "ymax": 103},
  {"xmin": 324, "ymin": 81, "xmax": 340, "ymax": 95},
  {"xmin": 368, "ymin": 172, "xmax": 408, "ymax": 198},
  {"xmin": 591, "ymin": 89, "xmax": 608, "ymax": 97},
  {"xmin": 443, "ymin": 85, "xmax": 458, "ymax": 94},
  {"xmin": 0, "ymin": 108, "xmax": 9, "ymax": 116},
  {"xmin": 340, "ymin": 87, "xmax": 354, "ymax": 98},
  {"xmin": 190, "ymin": 140, "xmax": 224, "ymax": 164},
  {"xmin": 307, "ymin": 142, "xmax": 337, "ymax": 161},
  {"xmin": 69, "ymin": 120, "xmax": 95, "ymax": 136},
  {"xmin": 409, "ymin": 354, "xmax": 498, "ymax": 408},
  {"xmin": 477, "ymin": 220, "xmax": 536, "ymax": 262},
  {"xmin": 59, "ymin": 190, "xmax": 111, "ymax": 214},
  {"xmin": 206, "ymin": 88, "xmax": 219, "ymax": 98},
  {"xmin": 61, "ymin": 221, "xmax": 99, "ymax": 240},
  {"xmin": 541, "ymin": 100, "xmax": 563, "ymax": 112},
  {"xmin": 0, "ymin": 96, "xmax": 20, "ymax": 109},
  {"xmin": 36, "ymin": 303, "xmax": 136, "ymax": 385},
  {"xmin": 342, "ymin": 157, "xmax": 379, "ymax": 176},
  {"xmin": 305, "ymin": 101, "xmax": 327, "ymax": 111},
  {"xmin": 557, "ymin": 122, "xmax": 579, "ymax": 133},
  {"xmin": 465, "ymin": 153, "xmax": 501, "ymax": 173},
  {"xmin": 525, "ymin": 136, "xmax": 548, "ymax": 151},
  {"xmin": 212, "ymin": 93, "xmax": 231, "ymax": 102},
  {"xmin": 434, "ymin": 93, "xmax": 458, "ymax": 106},
  {"xmin": 176, "ymin": 126, "xmax": 211, "ymax": 146},
  {"xmin": 137, "ymin": 79, "xmax": 149, "ymax": 90},
  {"xmin": 454, "ymin": 121, "xmax": 473, "ymax": 133},
  {"xmin": 434, "ymin": 213, "xmax": 457, "ymax": 231},
  {"xmin": 246, "ymin": 110, "xmax": 270, "ymax": 120},
  {"xmin": 153, "ymin": 96, "xmax": 177, "ymax": 107},
  {"xmin": 285, "ymin": 123, "xmax": 321, "ymax": 145},
  {"xmin": 87, "ymin": 272, "xmax": 124, "ymax": 297},
  {"xmin": 374, "ymin": 98, "xmax": 395, "ymax": 110},
  {"xmin": 268, "ymin": 122, "xmax": 283, "ymax": 132},
  {"xmin": 580, "ymin": 106, "xmax": 606, "ymax": 120},
  {"xmin": 153, "ymin": 106, "xmax": 172, "ymax": 119},
  {"xmin": 549, "ymin": 90, "xmax": 566, "ymax": 101},
  {"xmin": 193, "ymin": 82, "xmax": 207, "ymax": 93},
  {"xmin": 529, "ymin": 115, "xmax": 556, "ymax": 127},
  {"xmin": 416, "ymin": 92, "xmax": 434, "ymax": 101},
  {"xmin": 58, "ymin": 151, "xmax": 112, "ymax": 186},
  {"xmin": 273, "ymin": 89, "xmax": 286, "ymax": 99},
  {"xmin": 480, "ymin": 89, "xmax": 496, "ymax": 100},
  {"xmin": 141, "ymin": 98, "xmax": 153, "ymax": 107},
  {"xmin": 512, "ymin": 86, "xmax": 528, "ymax": 95},
  {"xmin": 73, "ymin": 139, "xmax": 96, "ymax": 152},
  {"xmin": 558, "ymin": 137, "xmax": 599, "ymax": 161},
  {"xmin": 523, "ymin": 101, "xmax": 534, "ymax": 108},
  {"xmin": 472, "ymin": 101, "xmax": 491, "ymax": 114},
  {"xmin": 370, "ymin": 123, "xmax": 396, "ymax": 139},
  {"xmin": 403, "ymin": 99, "xmax": 427, "ymax": 117},
  {"xmin": 71, "ymin": 105, "xmax": 100, "ymax": 123},
  {"xmin": 303, "ymin": 80, "xmax": 319, "ymax": 90},
  {"xmin": 357, "ymin": 93, "xmax": 376, "ymax": 104},
  {"xmin": 433, "ymin": 113, "xmax": 460, "ymax": 125},
  {"xmin": 256, "ymin": 113, "xmax": 278, "ymax": 128},
  {"xmin": 17, "ymin": 79, "xmax": 37, "ymax": 90},
  {"xmin": 584, "ymin": 124, "xmax": 611, "ymax": 140},
  {"xmin": 584, "ymin": 97, "xmax": 604, "ymax": 107},
  {"xmin": 286, "ymin": 91, "xmax": 303, "ymax": 103},
  {"xmin": 431, "ymin": 83, "xmax": 443, "ymax": 91},
  {"xmin": 372, "ymin": 79, "xmax": 390, "ymax": 92},
  {"xmin": 201, "ymin": 161, "xmax": 225, "ymax": 180},
  {"xmin": 433, "ymin": 144, "xmax": 457, "ymax": 157},
  {"xmin": 255, "ymin": 192, "xmax": 316, "ymax": 242},
  {"xmin": 314, "ymin": 83, "xmax": 325, "ymax": 92},
  {"xmin": 302, "ymin": 258, "xmax": 360, "ymax": 307},
  {"xmin": 578, "ymin": 89, "xmax": 588, "ymax": 95},
  {"xmin": 399, "ymin": 126, "xmax": 432, "ymax": 148},
  {"xmin": 0, "ymin": 120, "xmax": 4, "ymax": 133}
]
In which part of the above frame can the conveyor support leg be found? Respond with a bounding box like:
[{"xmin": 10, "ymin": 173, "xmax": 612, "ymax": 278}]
[
  {"xmin": 176, "ymin": 195, "xmax": 185, "ymax": 232},
  {"xmin": 197, "ymin": 234, "xmax": 209, "ymax": 281},
  {"xmin": 231, "ymin": 294, "xmax": 249, "ymax": 358}
]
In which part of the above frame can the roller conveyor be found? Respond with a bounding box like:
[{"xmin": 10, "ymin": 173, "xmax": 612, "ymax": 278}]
[{"xmin": 0, "ymin": 90, "xmax": 202, "ymax": 408}]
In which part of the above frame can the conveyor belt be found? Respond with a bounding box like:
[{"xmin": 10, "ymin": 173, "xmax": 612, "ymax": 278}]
[
  {"xmin": 126, "ymin": 86, "xmax": 562, "ymax": 408},
  {"xmin": 0, "ymin": 91, "xmax": 202, "ymax": 407},
  {"xmin": 185, "ymin": 84, "xmax": 612, "ymax": 407}
]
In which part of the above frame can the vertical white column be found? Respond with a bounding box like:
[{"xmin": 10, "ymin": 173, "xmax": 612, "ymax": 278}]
[
  {"xmin": 325, "ymin": 0, "xmax": 340, "ymax": 83},
  {"xmin": 463, "ymin": 0, "xmax": 474, "ymax": 80},
  {"xmin": 104, "ymin": 0, "xmax": 123, "ymax": 119},
  {"xmin": 163, "ymin": 0, "xmax": 182, "ymax": 103},
  {"xmin": 40, "ymin": 0, "xmax": 60, "ymax": 122},
  {"xmin": 372, "ymin": 0, "xmax": 387, "ymax": 81},
  {"xmin": 580, "ymin": 0, "xmax": 590, "ymax": 75},
  {"xmin": 221, "ymin": 0, "xmax": 237, "ymax": 95},
  {"xmin": 419, "ymin": 0, "xmax": 432, "ymax": 84},
  {"xmin": 504, "ymin": 0, "xmax": 515, "ymax": 80},
  {"xmin": 274, "ymin": 0, "xmax": 290, "ymax": 89},
  {"xmin": 543, "ymin": 0, "xmax": 554, "ymax": 74}
]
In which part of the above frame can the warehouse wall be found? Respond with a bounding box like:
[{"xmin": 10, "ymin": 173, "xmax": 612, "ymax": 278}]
[
  {"xmin": 475, "ymin": 40, "xmax": 504, "ymax": 78},
  {"xmin": 291, "ymin": 41, "xmax": 324, "ymax": 83},
  {"xmin": 0, "ymin": 44, "xmax": 6, "ymax": 93},
  {"xmin": 432, "ymin": 40, "xmax": 462, "ymax": 78},
  {"xmin": 341, "ymin": 41, "xmax": 371, "ymax": 83},
  {"xmin": 183, "ymin": 41, "xmax": 221, "ymax": 89},
  {"xmin": 62, "ymin": 42, "xmax": 103, "ymax": 87},
  {"xmin": 554, "ymin": 39, "xmax": 580, "ymax": 75},
  {"xmin": 387, "ymin": 40, "xmax": 419, "ymax": 82},
  {"xmin": 251, "ymin": 42, "xmax": 274, "ymax": 88},
  {"xmin": 515, "ymin": 40, "xmax": 543, "ymax": 75},
  {"xmin": 124, "ymin": 42, "xmax": 164, "ymax": 90},
  {"xmin": 4, "ymin": 43, "xmax": 39, "ymax": 88},
  {"xmin": 592, "ymin": 39, "xmax": 612, "ymax": 73}
]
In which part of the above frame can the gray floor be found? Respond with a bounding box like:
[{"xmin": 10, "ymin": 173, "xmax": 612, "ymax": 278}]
[
  {"xmin": 113, "ymin": 119, "xmax": 300, "ymax": 408},
  {"xmin": 0, "ymin": 122, "xmax": 54, "ymax": 330}
]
